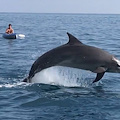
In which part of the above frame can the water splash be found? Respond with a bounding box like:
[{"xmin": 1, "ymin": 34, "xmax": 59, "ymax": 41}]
[
  {"xmin": 31, "ymin": 66, "xmax": 95, "ymax": 87},
  {"xmin": 0, "ymin": 66, "xmax": 101, "ymax": 88},
  {"xmin": 0, "ymin": 82, "xmax": 28, "ymax": 88}
]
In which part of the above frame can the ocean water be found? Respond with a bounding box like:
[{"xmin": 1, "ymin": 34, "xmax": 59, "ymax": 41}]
[{"xmin": 0, "ymin": 13, "xmax": 120, "ymax": 120}]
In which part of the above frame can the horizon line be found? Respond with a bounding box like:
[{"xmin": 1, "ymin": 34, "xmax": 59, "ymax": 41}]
[{"xmin": 0, "ymin": 11, "xmax": 120, "ymax": 15}]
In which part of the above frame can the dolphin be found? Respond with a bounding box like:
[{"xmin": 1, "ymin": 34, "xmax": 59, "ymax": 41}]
[{"xmin": 23, "ymin": 33, "xmax": 120, "ymax": 83}]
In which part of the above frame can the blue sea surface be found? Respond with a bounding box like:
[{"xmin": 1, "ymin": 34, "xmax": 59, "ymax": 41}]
[{"xmin": 0, "ymin": 13, "xmax": 120, "ymax": 120}]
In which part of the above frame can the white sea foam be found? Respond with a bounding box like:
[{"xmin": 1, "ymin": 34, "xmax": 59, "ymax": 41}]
[{"xmin": 0, "ymin": 82, "xmax": 29, "ymax": 88}]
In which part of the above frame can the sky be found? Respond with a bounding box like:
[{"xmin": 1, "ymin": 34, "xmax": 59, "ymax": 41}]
[{"xmin": 0, "ymin": 0, "xmax": 120, "ymax": 14}]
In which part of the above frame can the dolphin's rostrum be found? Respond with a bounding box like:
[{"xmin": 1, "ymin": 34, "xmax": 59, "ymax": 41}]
[{"xmin": 23, "ymin": 33, "xmax": 120, "ymax": 83}]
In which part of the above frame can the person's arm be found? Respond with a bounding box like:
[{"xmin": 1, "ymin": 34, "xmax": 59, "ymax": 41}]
[{"xmin": 6, "ymin": 29, "xmax": 9, "ymax": 34}]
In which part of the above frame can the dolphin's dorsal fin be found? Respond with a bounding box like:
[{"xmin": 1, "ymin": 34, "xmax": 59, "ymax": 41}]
[{"xmin": 67, "ymin": 32, "xmax": 82, "ymax": 45}]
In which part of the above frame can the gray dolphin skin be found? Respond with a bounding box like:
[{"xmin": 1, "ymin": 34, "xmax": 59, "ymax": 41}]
[{"xmin": 23, "ymin": 33, "xmax": 120, "ymax": 83}]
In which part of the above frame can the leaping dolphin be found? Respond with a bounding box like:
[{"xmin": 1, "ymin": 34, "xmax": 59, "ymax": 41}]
[{"xmin": 23, "ymin": 33, "xmax": 120, "ymax": 83}]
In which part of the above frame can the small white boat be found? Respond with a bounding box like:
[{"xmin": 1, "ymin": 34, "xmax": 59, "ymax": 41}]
[{"xmin": 2, "ymin": 33, "xmax": 25, "ymax": 39}]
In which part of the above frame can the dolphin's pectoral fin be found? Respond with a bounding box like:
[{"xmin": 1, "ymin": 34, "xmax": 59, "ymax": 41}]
[
  {"xmin": 93, "ymin": 67, "xmax": 106, "ymax": 83},
  {"xmin": 93, "ymin": 72, "xmax": 105, "ymax": 83},
  {"xmin": 93, "ymin": 67, "xmax": 107, "ymax": 73}
]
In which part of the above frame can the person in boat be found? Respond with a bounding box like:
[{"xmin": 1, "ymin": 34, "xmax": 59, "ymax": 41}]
[{"xmin": 5, "ymin": 24, "xmax": 14, "ymax": 34}]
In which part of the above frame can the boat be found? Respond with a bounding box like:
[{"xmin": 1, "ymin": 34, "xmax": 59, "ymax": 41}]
[
  {"xmin": 2, "ymin": 33, "xmax": 17, "ymax": 39},
  {"xmin": 2, "ymin": 33, "xmax": 25, "ymax": 39}
]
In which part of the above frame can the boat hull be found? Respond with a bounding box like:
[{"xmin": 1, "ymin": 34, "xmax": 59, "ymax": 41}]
[{"xmin": 2, "ymin": 33, "xmax": 17, "ymax": 39}]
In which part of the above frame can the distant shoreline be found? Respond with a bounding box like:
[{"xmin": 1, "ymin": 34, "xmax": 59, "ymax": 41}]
[{"xmin": 0, "ymin": 12, "xmax": 120, "ymax": 15}]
